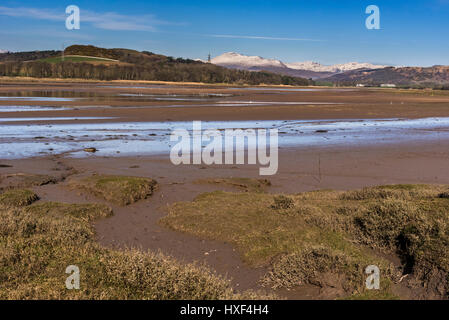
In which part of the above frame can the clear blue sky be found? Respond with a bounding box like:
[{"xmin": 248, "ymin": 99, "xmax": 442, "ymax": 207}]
[{"xmin": 1, "ymin": 0, "xmax": 448, "ymax": 66}]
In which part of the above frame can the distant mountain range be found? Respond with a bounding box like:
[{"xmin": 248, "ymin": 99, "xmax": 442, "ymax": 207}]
[
  {"xmin": 207, "ymin": 52, "xmax": 449, "ymax": 87},
  {"xmin": 209, "ymin": 52, "xmax": 387, "ymax": 79},
  {"xmin": 324, "ymin": 66, "xmax": 449, "ymax": 86},
  {"xmin": 2, "ymin": 46, "xmax": 449, "ymax": 87}
]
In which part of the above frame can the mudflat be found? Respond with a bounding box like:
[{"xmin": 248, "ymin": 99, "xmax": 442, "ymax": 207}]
[
  {"xmin": 2, "ymin": 80, "xmax": 449, "ymax": 299},
  {"xmin": 1, "ymin": 80, "xmax": 449, "ymax": 123}
]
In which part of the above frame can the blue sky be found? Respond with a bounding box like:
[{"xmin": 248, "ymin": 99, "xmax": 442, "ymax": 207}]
[{"xmin": 0, "ymin": 0, "xmax": 448, "ymax": 66}]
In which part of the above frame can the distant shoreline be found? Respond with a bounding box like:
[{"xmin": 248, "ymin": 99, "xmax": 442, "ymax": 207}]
[{"xmin": 0, "ymin": 76, "xmax": 318, "ymax": 88}]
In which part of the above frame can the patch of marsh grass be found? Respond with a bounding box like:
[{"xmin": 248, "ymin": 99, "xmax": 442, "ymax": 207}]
[
  {"xmin": 161, "ymin": 191, "xmax": 396, "ymax": 298},
  {"xmin": 261, "ymin": 246, "xmax": 394, "ymax": 294},
  {"xmin": 339, "ymin": 184, "xmax": 442, "ymax": 201},
  {"xmin": 162, "ymin": 184, "xmax": 449, "ymax": 298},
  {"xmin": 71, "ymin": 175, "xmax": 158, "ymax": 206},
  {"xmin": 0, "ymin": 189, "xmax": 39, "ymax": 207},
  {"xmin": 271, "ymin": 195, "xmax": 295, "ymax": 210}
]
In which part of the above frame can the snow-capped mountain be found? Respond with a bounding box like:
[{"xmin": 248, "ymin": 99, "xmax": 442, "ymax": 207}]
[
  {"xmin": 285, "ymin": 61, "xmax": 387, "ymax": 73},
  {"xmin": 211, "ymin": 52, "xmax": 287, "ymax": 69},
  {"xmin": 0, "ymin": 49, "xmax": 9, "ymax": 54},
  {"xmin": 210, "ymin": 52, "xmax": 389, "ymax": 79}
]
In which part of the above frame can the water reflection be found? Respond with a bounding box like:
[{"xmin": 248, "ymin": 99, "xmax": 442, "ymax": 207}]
[
  {"xmin": 0, "ymin": 106, "xmax": 70, "ymax": 112},
  {"xmin": 0, "ymin": 90, "xmax": 233, "ymax": 103}
]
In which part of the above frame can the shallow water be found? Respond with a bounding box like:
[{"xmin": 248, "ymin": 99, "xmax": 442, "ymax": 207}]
[
  {"xmin": 95, "ymin": 85, "xmax": 350, "ymax": 92},
  {"xmin": 0, "ymin": 106, "xmax": 70, "ymax": 112},
  {"xmin": 0, "ymin": 89, "xmax": 346, "ymax": 109},
  {"xmin": 1, "ymin": 117, "xmax": 449, "ymax": 159},
  {"xmin": 0, "ymin": 96, "xmax": 78, "ymax": 102},
  {"xmin": 0, "ymin": 90, "xmax": 231, "ymax": 104},
  {"xmin": 0, "ymin": 117, "xmax": 115, "ymax": 123},
  {"xmin": 0, "ymin": 100, "xmax": 340, "ymax": 112}
]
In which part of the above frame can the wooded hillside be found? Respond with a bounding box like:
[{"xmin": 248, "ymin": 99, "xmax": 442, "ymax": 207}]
[{"xmin": 0, "ymin": 45, "xmax": 312, "ymax": 85}]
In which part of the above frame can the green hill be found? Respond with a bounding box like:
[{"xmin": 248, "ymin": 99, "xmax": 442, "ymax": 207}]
[{"xmin": 64, "ymin": 45, "xmax": 121, "ymax": 60}]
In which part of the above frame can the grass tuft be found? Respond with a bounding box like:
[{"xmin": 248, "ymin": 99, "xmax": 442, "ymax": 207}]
[
  {"xmin": 271, "ymin": 195, "xmax": 295, "ymax": 210},
  {"xmin": 261, "ymin": 246, "xmax": 395, "ymax": 298},
  {"xmin": 71, "ymin": 175, "xmax": 158, "ymax": 206},
  {"xmin": 339, "ymin": 185, "xmax": 440, "ymax": 201},
  {"xmin": 0, "ymin": 189, "xmax": 39, "ymax": 207}
]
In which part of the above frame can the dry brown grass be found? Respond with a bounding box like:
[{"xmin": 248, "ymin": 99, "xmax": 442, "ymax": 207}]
[
  {"xmin": 0, "ymin": 189, "xmax": 39, "ymax": 207},
  {"xmin": 0, "ymin": 196, "xmax": 271, "ymax": 299},
  {"xmin": 339, "ymin": 184, "xmax": 442, "ymax": 201},
  {"xmin": 271, "ymin": 195, "xmax": 295, "ymax": 210}
]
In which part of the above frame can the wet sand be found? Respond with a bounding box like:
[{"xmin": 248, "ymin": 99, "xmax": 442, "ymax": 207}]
[{"xmin": 2, "ymin": 80, "xmax": 449, "ymax": 299}]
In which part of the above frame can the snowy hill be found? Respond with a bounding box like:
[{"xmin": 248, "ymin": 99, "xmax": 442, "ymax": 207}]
[
  {"xmin": 211, "ymin": 52, "xmax": 287, "ymax": 69},
  {"xmin": 210, "ymin": 52, "xmax": 388, "ymax": 79},
  {"xmin": 285, "ymin": 61, "xmax": 387, "ymax": 73}
]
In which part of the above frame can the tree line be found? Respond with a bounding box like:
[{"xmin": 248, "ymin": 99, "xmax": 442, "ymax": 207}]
[
  {"xmin": 0, "ymin": 60, "xmax": 311, "ymax": 85},
  {"xmin": 0, "ymin": 50, "xmax": 59, "ymax": 62}
]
